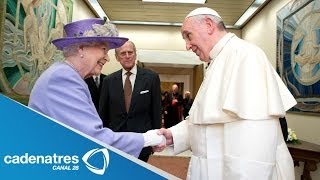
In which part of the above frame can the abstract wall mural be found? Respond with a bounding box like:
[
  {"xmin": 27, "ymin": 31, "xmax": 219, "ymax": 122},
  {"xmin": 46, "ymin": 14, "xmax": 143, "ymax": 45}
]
[
  {"xmin": 0, "ymin": 0, "xmax": 73, "ymax": 104},
  {"xmin": 277, "ymin": 0, "xmax": 320, "ymax": 114}
]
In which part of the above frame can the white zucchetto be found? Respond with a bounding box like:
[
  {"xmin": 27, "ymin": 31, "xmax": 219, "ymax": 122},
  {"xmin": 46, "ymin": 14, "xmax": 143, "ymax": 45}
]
[{"xmin": 186, "ymin": 7, "xmax": 222, "ymax": 19}]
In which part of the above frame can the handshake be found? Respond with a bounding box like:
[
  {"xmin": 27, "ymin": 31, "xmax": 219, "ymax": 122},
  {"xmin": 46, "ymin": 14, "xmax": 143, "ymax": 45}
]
[{"xmin": 143, "ymin": 129, "xmax": 166, "ymax": 147}]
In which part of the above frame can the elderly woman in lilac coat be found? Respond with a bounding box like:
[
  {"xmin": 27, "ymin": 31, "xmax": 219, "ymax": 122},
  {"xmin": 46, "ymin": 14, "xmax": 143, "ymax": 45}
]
[{"xmin": 28, "ymin": 18, "xmax": 164, "ymax": 157}]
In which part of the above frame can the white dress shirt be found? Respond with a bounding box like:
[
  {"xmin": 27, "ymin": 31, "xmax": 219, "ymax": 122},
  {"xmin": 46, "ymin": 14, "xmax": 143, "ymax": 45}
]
[{"xmin": 122, "ymin": 64, "xmax": 137, "ymax": 92}]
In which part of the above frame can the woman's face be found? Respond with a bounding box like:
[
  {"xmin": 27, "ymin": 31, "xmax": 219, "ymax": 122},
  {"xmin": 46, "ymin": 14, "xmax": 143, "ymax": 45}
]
[{"xmin": 81, "ymin": 44, "xmax": 109, "ymax": 78}]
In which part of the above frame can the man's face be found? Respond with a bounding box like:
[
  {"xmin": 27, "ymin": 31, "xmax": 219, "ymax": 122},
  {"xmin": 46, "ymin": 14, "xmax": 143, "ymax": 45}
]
[
  {"xmin": 172, "ymin": 85, "xmax": 178, "ymax": 93},
  {"xmin": 181, "ymin": 17, "xmax": 211, "ymax": 61},
  {"xmin": 115, "ymin": 41, "xmax": 136, "ymax": 71}
]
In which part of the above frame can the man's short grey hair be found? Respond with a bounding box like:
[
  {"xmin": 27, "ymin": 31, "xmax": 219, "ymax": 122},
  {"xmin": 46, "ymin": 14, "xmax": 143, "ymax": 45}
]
[
  {"xmin": 192, "ymin": 14, "xmax": 226, "ymax": 31},
  {"xmin": 114, "ymin": 40, "xmax": 136, "ymax": 56}
]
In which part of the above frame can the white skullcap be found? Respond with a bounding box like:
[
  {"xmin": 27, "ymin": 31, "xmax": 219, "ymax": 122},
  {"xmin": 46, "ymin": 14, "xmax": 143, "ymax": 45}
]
[{"xmin": 185, "ymin": 7, "xmax": 222, "ymax": 19}]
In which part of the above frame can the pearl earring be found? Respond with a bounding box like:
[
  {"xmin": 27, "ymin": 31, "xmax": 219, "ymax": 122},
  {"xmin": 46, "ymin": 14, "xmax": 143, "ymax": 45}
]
[{"xmin": 80, "ymin": 54, "xmax": 84, "ymax": 58}]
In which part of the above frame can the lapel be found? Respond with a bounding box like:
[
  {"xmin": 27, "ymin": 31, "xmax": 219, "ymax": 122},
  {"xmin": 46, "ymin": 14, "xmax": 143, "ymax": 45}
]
[
  {"xmin": 86, "ymin": 77, "xmax": 99, "ymax": 94},
  {"xmin": 114, "ymin": 70, "xmax": 126, "ymax": 113},
  {"xmin": 88, "ymin": 77, "xmax": 95, "ymax": 86},
  {"xmin": 99, "ymin": 74, "xmax": 106, "ymax": 90},
  {"xmin": 130, "ymin": 67, "xmax": 145, "ymax": 112}
]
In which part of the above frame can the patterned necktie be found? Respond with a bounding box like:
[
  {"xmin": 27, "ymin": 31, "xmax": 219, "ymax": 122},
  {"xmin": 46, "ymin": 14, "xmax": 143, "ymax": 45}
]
[{"xmin": 124, "ymin": 71, "xmax": 132, "ymax": 112}]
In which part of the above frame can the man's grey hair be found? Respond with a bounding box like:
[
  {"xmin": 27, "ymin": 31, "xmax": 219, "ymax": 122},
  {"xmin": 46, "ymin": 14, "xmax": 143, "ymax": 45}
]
[
  {"xmin": 114, "ymin": 40, "xmax": 137, "ymax": 56},
  {"xmin": 192, "ymin": 14, "xmax": 226, "ymax": 31}
]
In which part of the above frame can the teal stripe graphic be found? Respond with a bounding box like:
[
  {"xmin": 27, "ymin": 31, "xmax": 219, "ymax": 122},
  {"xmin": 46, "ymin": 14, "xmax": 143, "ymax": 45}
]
[{"xmin": 0, "ymin": 94, "xmax": 177, "ymax": 179}]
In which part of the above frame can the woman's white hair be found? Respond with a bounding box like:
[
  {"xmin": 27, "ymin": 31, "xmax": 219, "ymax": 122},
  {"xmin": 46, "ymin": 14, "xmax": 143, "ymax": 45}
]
[{"xmin": 62, "ymin": 42, "xmax": 108, "ymax": 57}]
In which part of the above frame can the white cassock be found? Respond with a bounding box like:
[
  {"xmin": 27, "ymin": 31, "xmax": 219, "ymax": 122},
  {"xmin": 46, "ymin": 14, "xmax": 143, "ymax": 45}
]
[{"xmin": 167, "ymin": 33, "xmax": 297, "ymax": 180}]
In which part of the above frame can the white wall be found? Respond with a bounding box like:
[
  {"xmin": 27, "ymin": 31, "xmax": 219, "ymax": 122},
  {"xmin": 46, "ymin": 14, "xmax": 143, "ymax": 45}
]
[
  {"xmin": 101, "ymin": 25, "xmax": 188, "ymax": 74},
  {"xmin": 101, "ymin": 25, "xmax": 241, "ymax": 74},
  {"xmin": 243, "ymin": 0, "xmax": 320, "ymax": 179},
  {"xmin": 72, "ymin": 0, "xmax": 95, "ymax": 21}
]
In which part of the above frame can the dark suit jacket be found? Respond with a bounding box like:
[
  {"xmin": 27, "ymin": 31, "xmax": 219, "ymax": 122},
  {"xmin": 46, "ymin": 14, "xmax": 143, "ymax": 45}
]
[
  {"xmin": 166, "ymin": 92, "xmax": 183, "ymax": 128},
  {"xmin": 279, "ymin": 117, "xmax": 288, "ymax": 141},
  {"xmin": 182, "ymin": 97, "xmax": 193, "ymax": 119},
  {"xmin": 99, "ymin": 67, "xmax": 161, "ymax": 157},
  {"xmin": 85, "ymin": 74, "xmax": 106, "ymax": 111}
]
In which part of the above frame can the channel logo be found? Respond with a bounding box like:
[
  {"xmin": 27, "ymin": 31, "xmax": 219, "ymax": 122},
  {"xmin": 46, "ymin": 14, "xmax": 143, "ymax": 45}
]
[{"xmin": 82, "ymin": 148, "xmax": 109, "ymax": 175}]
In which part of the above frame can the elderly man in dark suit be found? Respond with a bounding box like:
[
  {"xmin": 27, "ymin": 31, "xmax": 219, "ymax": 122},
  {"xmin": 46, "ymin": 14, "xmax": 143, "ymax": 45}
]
[
  {"xmin": 99, "ymin": 41, "xmax": 161, "ymax": 162},
  {"xmin": 85, "ymin": 73, "xmax": 106, "ymax": 111},
  {"xmin": 166, "ymin": 84, "xmax": 183, "ymax": 128}
]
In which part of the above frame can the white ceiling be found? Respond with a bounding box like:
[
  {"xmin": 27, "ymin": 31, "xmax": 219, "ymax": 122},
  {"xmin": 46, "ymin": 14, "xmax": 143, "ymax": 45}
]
[{"xmin": 138, "ymin": 49, "xmax": 202, "ymax": 68}]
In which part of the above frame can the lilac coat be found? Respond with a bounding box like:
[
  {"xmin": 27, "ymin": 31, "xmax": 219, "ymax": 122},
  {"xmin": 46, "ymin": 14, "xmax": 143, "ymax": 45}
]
[{"xmin": 28, "ymin": 62, "xmax": 144, "ymax": 157}]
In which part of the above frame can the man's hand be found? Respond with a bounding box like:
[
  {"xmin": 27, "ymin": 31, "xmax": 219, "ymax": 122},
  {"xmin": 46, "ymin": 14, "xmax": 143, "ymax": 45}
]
[
  {"xmin": 152, "ymin": 128, "xmax": 173, "ymax": 152},
  {"xmin": 142, "ymin": 129, "xmax": 166, "ymax": 147}
]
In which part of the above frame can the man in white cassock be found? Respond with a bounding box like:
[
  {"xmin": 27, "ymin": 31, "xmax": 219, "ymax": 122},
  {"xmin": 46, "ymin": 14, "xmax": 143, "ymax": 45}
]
[{"xmin": 155, "ymin": 7, "xmax": 297, "ymax": 180}]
